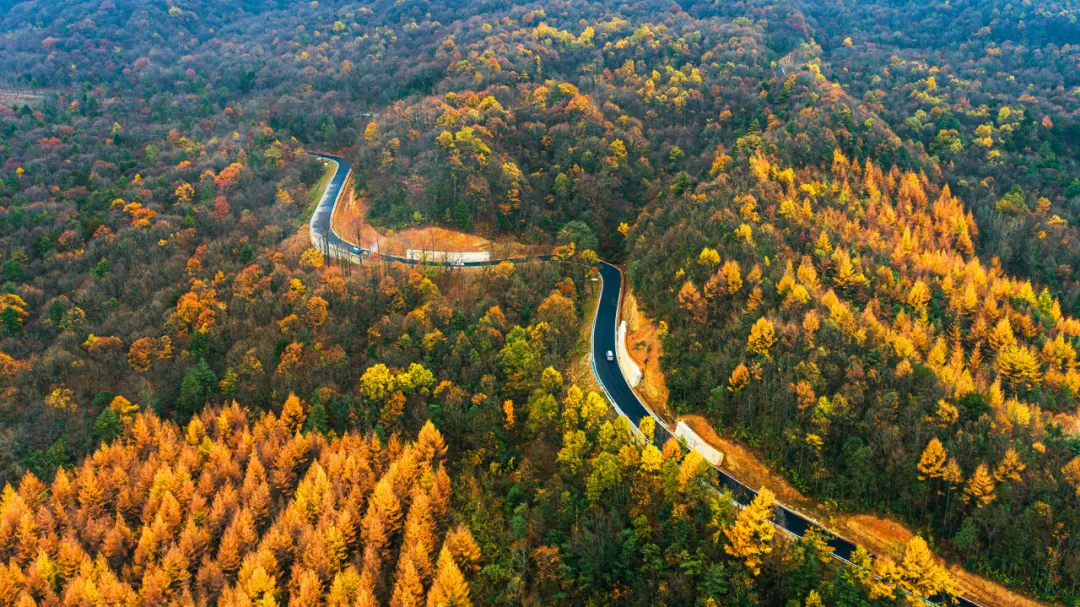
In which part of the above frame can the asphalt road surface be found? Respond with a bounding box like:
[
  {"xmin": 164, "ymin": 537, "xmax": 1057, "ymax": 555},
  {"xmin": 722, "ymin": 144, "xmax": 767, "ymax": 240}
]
[
  {"xmin": 314, "ymin": 154, "xmax": 980, "ymax": 607},
  {"xmin": 592, "ymin": 262, "xmax": 673, "ymax": 444},
  {"xmin": 308, "ymin": 152, "xmax": 355, "ymax": 259}
]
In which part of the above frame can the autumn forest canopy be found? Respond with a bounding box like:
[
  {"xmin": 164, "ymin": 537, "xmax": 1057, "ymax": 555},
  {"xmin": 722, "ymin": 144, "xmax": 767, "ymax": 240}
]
[{"xmin": 1, "ymin": 0, "xmax": 1080, "ymax": 605}]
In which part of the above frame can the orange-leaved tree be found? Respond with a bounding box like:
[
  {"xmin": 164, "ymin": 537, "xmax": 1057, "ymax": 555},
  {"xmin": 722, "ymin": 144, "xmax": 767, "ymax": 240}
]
[{"xmin": 0, "ymin": 402, "xmax": 477, "ymax": 606}]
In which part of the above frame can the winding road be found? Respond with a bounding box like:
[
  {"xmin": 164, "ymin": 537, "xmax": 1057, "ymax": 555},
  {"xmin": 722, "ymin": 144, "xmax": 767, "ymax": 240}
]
[
  {"xmin": 309, "ymin": 152, "xmax": 552, "ymax": 267},
  {"xmin": 308, "ymin": 153, "xmax": 360, "ymax": 263},
  {"xmin": 310, "ymin": 153, "xmax": 981, "ymax": 607}
]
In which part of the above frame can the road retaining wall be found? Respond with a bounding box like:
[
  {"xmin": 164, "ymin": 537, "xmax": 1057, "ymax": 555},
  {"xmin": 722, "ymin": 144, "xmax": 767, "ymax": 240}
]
[
  {"xmin": 617, "ymin": 320, "xmax": 643, "ymax": 388},
  {"xmin": 406, "ymin": 249, "xmax": 491, "ymax": 264},
  {"xmin": 675, "ymin": 420, "xmax": 725, "ymax": 467}
]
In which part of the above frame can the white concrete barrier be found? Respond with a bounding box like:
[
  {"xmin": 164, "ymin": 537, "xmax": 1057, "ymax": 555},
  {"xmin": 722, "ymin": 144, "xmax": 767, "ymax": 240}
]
[
  {"xmin": 675, "ymin": 420, "xmax": 725, "ymax": 467},
  {"xmin": 406, "ymin": 249, "xmax": 491, "ymax": 264},
  {"xmin": 617, "ymin": 320, "xmax": 643, "ymax": 388}
]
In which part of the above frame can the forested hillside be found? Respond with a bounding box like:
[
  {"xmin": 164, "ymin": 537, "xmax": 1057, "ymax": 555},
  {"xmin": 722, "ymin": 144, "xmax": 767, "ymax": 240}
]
[{"xmin": 0, "ymin": 0, "xmax": 1079, "ymax": 604}]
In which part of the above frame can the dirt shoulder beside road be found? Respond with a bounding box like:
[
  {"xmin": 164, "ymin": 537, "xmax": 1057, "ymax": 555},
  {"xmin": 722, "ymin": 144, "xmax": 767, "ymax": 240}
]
[
  {"xmin": 331, "ymin": 187, "xmax": 546, "ymax": 259},
  {"xmin": 619, "ymin": 288, "xmax": 674, "ymax": 423}
]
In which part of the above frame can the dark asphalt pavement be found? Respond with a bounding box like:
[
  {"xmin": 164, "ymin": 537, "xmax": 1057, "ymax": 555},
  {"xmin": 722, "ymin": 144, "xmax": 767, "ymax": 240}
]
[
  {"xmin": 592, "ymin": 262, "xmax": 673, "ymax": 443},
  {"xmin": 308, "ymin": 152, "xmax": 354, "ymax": 259}
]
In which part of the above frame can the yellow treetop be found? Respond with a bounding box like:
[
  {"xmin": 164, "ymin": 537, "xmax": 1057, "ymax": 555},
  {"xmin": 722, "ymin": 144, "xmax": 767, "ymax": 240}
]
[
  {"xmin": 724, "ymin": 487, "xmax": 776, "ymax": 575},
  {"xmin": 989, "ymin": 316, "xmax": 1015, "ymax": 352},
  {"xmin": 728, "ymin": 364, "xmax": 751, "ymax": 392},
  {"xmin": 722, "ymin": 260, "xmax": 743, "ymax": 294},
  {"xmin": 868, "ymin": 554, "xmax": 902, "ymax": 599},
  {"xmin": 747, "ymin": 317, "xmax": 776, "ymax": 356},
  {"xmin": 1061, "ymin": 456, "xmax": 1080, "ymax": 496},
  {"xmin": 964, "ymin": 464, "xmax": 997, "ymax": 507},
  {"xmin": 698, "ymin": 247, "xmax": 721, "ymax": 266},
  {"xmin": 174, "ymin": 182, "xmax": 195, "ymax": 204},
  {"xmin": 502, "ymin": 400, "xmax": 515, "ymax": 430},
  {"xmin": 443, "ymin": 523, "xmax": 481, "ymax": 575},
  {"xmin": 996, "ymin": 344, "xmax": 1042, "ymax": 390},
  {"xmin": 796, "ymin": 257, "xmax": 819, "ymax": 290},
  {"xmin": 638, "ymin": 416, "xmax": 656, "ymax": 443},
  {"xmin": 300, "ymin": 247, "xmax": 325, "ymax": 270},
  {"xmin": 943, "ymin": 458, "xmax": 963, "ymax": 487},
  {"xmin": 364, "ymin": 121, "xmax": 380, "ymax": 142},
  {"xmin": 898, "ymin": 536, "xmax": 956, "ymax": 598},
  {"xmin": 185, "ymin": 415, "xmax": 206, "ymax": 446},
  {"xmin": 109, "ymin": 395, "xmax": 139, "ymax": 424},
  {"xmin": 391, "ymin": 552, "xmax": 425, "ymax": 607},
  {"xmin": 280, "ymin": 393, "xmax": 307, "ymax": 434},
  {"xmin": 678, "ymin": 450, "xmax": 708, "ymax": 490},
  {"xmin": 426, "ymin": 546, "xmax": 472, "ymax": 607},
  {"xmin": 640, "ymin": 444, "xmax": 663, "ymax": 473},
  {"xmin": 917, "ymin": 438, "xmax": 947, "ymax": 480},
  {"xmin": 416, "ymin": 420, "xmax": 448, "ymax": 463},
  {"xmin": 815, "ymin": 232, "xmax": 832, "ymax": 255},
  {"xmin": 802, "ymin": 310, "xmax": 821, "ymax": 346},
  {"xmin": 710, "ymin": 145, "xmax": 731, "ymax": 176},
  {"xmin": 994, "ymin": 448, "xmax": 1025, "ymax": 483},
  {"xmin": 907, "ymin": 280, "xmax": 931, "ymax": 313}
]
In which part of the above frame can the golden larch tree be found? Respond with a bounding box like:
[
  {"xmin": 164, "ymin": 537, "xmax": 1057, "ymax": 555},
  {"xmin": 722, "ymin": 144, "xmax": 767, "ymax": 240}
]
[
  {"xmin": 996, "ymin": 344, "xmax": 1042, "ymax": 390},
  {"xmin": 1061, "ymin": 456, "xmax": 1080, "ymax": 496},
  {"xmin": 724, "ymin": 487, "xmax": 776, "ymax": 576},
  {"xmin": 898, "ymin": 536, "xmax": 956, "ymax": 598},
  {"xmin": 993, "ymin": 449, "xmax": 1025, "ymax": 483},
  {"xmin": 917, "ymin": 438, "xmax": 947, "ymax": 481},
  {"xmin": 728, "ymin": 364, "xmax": 751, "ymax": 392},
  {"xmin": 390, "ymin": 552, "xmax": 425, "ymax": 607},
  {"xmin": 722, "ymin": 260, "xmax": 743, "ymax": 294},
  {"xmin": 869, "ymin": 555, "xmax": 903, "ymax": 599},
  {"xmin": 963, "ymin": 464, "xmax": 997, "ymax": 507},
  {"xmin": 280, "ymin": 393, "xmax": 306, "ymax": 434},
  {"xmin": 426, "ymin": 546, "xmax": 472, "ymax": 607}
]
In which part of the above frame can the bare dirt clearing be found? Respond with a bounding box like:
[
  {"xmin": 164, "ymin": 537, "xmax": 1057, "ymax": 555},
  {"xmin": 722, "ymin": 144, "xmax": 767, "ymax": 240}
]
[{"xmin": 332, "ymin": 189, "xmax": 546, "ymax": 259}]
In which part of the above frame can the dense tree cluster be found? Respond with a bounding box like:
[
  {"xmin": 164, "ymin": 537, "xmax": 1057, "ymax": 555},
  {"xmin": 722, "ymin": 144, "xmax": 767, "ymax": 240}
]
[
  {"xmin": 629, "ymin": 141, "xmax": 1080, "ymax": 600},
  {"xmin": 797, "ymin": 0, "xmax": 1080, "ymax": 297},
  {"xmin": 0, "ymin": 0, "xmax": 1078, "ymax": 602},
  {"xmin": 0, "ymin": 386, "xmax": 945, "ymax": 606},
  {"xmin": 0, "ymin": 401, "xmax": 479, "ymax": 606}
]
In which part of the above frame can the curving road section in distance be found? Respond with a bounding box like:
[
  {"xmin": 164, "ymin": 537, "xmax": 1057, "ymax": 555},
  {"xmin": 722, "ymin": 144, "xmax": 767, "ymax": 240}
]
[
  {"xmin": 309, "ymin": 152, "xmax": 552, "ymax": 267},
  {"xmin": 311, "ymin": 153, "xmax": 981, "ymax": 607}
]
